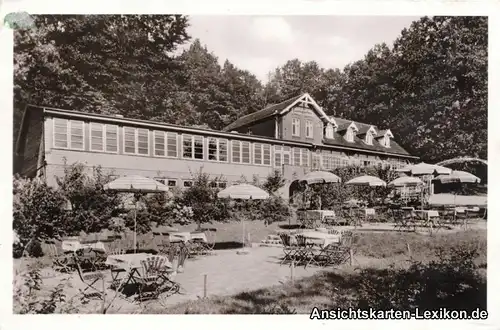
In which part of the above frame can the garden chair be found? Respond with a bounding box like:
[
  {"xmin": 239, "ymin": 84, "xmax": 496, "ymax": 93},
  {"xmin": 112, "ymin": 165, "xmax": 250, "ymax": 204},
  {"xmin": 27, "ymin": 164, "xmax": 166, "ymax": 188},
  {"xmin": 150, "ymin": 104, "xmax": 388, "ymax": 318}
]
[
  {"xmin": 279, "ymin": 233, "xmax": 298, "ymax": 265},
  {"xmin": 47, "ymin": 243, "xmax": 74, "ymax": 273},
  {"xmin": 322, "ymin": 232, "xmax": 357, "ymax": 267},
  {"xmin": 108, "ymin": 248, "xmax": 128, "ymax": 288},
  {"xmin": 74, "ymin": 253, "xmax": 106, "ymax": 300},
  {"xmin": 194, "ymin": 229, "xmax": 217, "ymax": 256},
  {"xmin": 455, "ymin": 208, "xmax": 469, "ymax": 230},
  {"xmin": 136, "ymin": 255, "xmax": 179, "ymax": 301},
  {"xmin": 295, "ymin": 234, "xmax": 317, "ymax": 268},
  {"xmin": 392, "ymin": 209, "xmax": 413, "ymax": 232}
]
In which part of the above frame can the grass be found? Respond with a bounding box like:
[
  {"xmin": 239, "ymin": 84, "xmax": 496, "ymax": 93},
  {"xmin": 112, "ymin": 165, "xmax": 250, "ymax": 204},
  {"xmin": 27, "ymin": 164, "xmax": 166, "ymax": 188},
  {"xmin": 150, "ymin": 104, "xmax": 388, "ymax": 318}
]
[
  {"xmin": 148, "ymin": 229, "xmax": 487, "ymax": 314},
  {"xmin": 14, "ymin": 221, "xmax": 487, "ymax": 314}
]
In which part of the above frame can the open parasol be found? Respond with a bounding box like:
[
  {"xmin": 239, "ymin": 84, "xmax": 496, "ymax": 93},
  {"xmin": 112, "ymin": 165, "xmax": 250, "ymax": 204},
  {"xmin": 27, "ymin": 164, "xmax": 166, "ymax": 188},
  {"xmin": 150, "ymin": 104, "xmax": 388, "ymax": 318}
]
[
  {"xmin": 104, "ymin": 175, "xmax": 169, "ymax": 252},
  {"xmin": 218, "ymin": 184, "xmax": 269, "ymax": 254}
]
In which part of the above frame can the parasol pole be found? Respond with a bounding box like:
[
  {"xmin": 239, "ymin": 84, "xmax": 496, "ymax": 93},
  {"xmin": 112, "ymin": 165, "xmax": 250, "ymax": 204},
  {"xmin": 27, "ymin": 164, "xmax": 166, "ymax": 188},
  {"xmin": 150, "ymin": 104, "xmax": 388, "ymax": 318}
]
[{"xmin": 134, "ymin": 200, "xmax": 137, "ymax": 253}]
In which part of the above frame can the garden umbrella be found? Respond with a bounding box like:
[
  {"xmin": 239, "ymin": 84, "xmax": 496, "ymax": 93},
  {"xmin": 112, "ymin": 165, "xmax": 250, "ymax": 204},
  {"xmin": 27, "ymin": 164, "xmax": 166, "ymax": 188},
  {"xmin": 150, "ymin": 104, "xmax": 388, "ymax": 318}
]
[
  {"xmin": 433, "ymin": 170, "xmax": 481, "ymax": 207},
  {"xmin": 218, "ymin": 184, "xmax": 269, "ymax": 254},
  {"xmin": 300, "ymin": 171, "xmax": 342, "ymax": 185},
  {"xmin": 104, "ymin": 175, "xmax": 169, "ymax": 252},
  {"xmin": 388, "ymin": 176, "xmax": 425, "ymax": 209},
  {"xmin": 299, "ymin": 171, "xmax": 341, "ymax": 211},
  {"xmin": 346, "ymin": 175, "xmax": 386, "ymax": 187},
  {"xmin": 346, "ymin": 175, "xmax": 386, "ymax": 210},
  {"xmin": 396, "ymin": 162, "xmax": 452, "ymax": 176}
]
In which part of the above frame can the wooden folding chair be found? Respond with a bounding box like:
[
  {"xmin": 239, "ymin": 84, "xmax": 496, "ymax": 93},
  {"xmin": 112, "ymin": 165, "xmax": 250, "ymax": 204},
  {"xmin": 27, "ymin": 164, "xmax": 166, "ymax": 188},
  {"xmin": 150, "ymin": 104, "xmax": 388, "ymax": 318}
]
[
  {"xmin": 136, "ymin": 255, "xmax": 179, "ymax": 301},
  {"xmin": 279, "ymin": 233, "xmax": 297, "ymax": 265},
  {"xmin": 74, "ymin": 254, "xmax": 106, "ymax": 300},
  {"xmin": 47, "ymin": 243, "xmax": 74, "ymax": 273}
]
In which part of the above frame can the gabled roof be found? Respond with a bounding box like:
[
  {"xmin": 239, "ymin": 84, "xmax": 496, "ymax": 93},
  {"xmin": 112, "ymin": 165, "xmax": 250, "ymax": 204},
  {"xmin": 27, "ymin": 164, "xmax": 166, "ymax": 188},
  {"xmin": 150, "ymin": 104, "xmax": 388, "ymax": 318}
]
[
  {"xmin": 375, "ymin": 129, "xmax": 394, "ymax": 138},
  {"xmin": 323, "ymin": 131, "xmax": 410, "ymax": 156},
  {"xmin": 223, "ymin": 93, "xmax": 334, "ymax": 131},
  {"xmin": 336, "ymin": 121, "xmax": 359, "ymax": 133},
  {"xmin": 357, "ymin": 125, "xmax": 377, "ymax": 136}
]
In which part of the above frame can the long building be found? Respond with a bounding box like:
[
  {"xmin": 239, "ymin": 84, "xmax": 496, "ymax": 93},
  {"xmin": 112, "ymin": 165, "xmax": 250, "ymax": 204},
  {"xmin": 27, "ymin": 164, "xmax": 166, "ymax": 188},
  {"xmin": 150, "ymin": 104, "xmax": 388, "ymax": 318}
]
[{"xmin": 14, "ymin": 93, "xmax": 418, "ymax": 199}]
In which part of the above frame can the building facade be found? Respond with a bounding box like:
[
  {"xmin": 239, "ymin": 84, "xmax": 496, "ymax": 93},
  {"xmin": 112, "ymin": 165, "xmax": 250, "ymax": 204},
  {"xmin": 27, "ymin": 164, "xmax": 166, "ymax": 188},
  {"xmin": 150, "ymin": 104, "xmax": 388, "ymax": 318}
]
[{"xmin": 14, "ymin": 93, "xmax": 418, "ymax": 199}]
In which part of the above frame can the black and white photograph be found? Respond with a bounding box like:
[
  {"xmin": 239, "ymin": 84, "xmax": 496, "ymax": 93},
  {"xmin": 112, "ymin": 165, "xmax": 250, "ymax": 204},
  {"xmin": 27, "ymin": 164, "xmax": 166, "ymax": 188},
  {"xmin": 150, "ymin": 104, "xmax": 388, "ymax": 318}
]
[{"xmin": 5, "ymin": 4, "xmax": 493, "ymax": 320}]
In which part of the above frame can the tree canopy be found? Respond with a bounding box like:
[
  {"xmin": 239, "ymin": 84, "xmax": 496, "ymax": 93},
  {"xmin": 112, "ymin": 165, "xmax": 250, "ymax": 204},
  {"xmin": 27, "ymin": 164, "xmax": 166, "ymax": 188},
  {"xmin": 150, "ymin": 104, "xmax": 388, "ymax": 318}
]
[{"xmin": 14, "ymin": 15, "xmax": 487, "ymax": 163}]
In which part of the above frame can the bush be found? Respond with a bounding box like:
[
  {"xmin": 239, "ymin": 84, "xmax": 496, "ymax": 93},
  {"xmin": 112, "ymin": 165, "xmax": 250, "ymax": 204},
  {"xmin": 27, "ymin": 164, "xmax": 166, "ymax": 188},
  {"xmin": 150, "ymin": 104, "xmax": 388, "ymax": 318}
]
[
  {"xmin": 181, "ymin": 171, "xmax": 230, "ymax": 227},
  {"xmin": 56, "ymin": 163, "xmax": 121, "ymax": 235},
  {"xmin": 356, "ymin": 243, "xmax": 486, "ymax": 311},
  {"xmin": 13, "ymin": 177, "xmax": 67, "ymax": 256}
]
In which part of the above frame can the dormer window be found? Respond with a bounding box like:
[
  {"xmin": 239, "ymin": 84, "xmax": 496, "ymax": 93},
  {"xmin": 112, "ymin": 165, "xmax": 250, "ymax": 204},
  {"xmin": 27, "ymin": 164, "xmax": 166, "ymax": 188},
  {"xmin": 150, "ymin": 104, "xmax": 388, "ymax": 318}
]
[
  {"xmin": 366, "ymin": 133, "xmax": 373, "ymax": 145},
  {"xmin": 346, "ymin": 129, "xmax": 354, "ymax": 142},
  {"xmin": 325, "ymin": 123, "xmax": 334, "ymax": 139},
  {"xmin": 382, "ymin": 135, "xmax": 390, "ymax": 148}
]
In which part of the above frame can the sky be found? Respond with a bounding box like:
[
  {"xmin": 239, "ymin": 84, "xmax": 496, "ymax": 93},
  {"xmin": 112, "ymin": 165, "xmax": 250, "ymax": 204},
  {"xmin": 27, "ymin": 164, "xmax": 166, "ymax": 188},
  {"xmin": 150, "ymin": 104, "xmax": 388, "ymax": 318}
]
[{"xmin": 184, "ymin": 15, "xmax": 421, "ymax": 82}]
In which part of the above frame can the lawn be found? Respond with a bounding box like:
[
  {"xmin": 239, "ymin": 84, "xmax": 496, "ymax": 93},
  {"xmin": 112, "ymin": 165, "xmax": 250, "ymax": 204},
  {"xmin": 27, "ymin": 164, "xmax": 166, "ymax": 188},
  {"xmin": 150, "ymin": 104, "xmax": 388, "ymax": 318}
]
[{"xmin": 152, "ymin": 229, "xmax": 487, "ymax": 314}]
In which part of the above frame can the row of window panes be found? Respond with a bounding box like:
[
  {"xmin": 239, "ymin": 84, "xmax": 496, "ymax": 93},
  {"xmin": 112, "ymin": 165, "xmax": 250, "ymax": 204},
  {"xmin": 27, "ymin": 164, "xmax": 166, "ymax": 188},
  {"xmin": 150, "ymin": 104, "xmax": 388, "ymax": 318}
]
[
  {"xmin": 57, "ymin": 119, "xmax": 404, "ymax": 169},
  {"xmin": 154, "ymin": 177, "xmax": 226, "ymax": 189}
]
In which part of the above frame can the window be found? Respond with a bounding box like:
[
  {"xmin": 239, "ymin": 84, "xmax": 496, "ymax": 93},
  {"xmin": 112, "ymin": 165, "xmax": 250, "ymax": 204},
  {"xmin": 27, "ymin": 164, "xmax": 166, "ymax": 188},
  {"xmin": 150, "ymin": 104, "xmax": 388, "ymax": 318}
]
[
  {"xmin": 90, "ymin": 123, "xmax": 104, "ymax": 151},
  {"xmin": 208, "ymin": 137, "xmax": 228, "ymax": 162},
  {"xmin": 167, "ymin": 180, "xmax": 177, "ymax": 187},
  {"xmin": 182, "ymin": 134, "xmax": 204, "ymax": 159},
  {"xmin": 312, "ymin": 153, "xmax": 321, "ymax": 170},
  {"xmin": 231, "ymin": 140, "xmax": 241, "ymax": 163},
  {"xmin": 346, "ymin": 129, "xmax": 354, "ymax": 142},
  {"xmin": 241, "ymin": 142, "xmax": 250, "ymax": 164},
  {"xmin": 382, "ymin": 135, "xmax": 391, "ymax": 148},
  {"xmin": 210, "ymin": 181, "xmax": 218, "ymax": 188},
  {"xmin": 325, "ymin": 124, "xmax": 334, "ymax": 139},
  {"xmin": 167, "ymin": 132, "xmax": 178, "ymax": 157},
  {"xmin": 105, "ymin": 125, "xmax": 118, "ymax": 153},
  {"xmin": 293, "ymin": 148, "xmax": 301, "ymax": 166},
  {"xmin": 231, "ymin": 141, "xmax": 250, "ymax": 164},
  {"xmin": 218, "ymin": 182, "xmax": 227, "ymax": 189},
  {"xmin": 274, "ymin": 146, "xmax": 282, "ymax": 167},
  {"xmin": 292, "ymin": 118, "xmax": 300, "ymax": 137},
  {"xmin": 301, "ymin": 148, "xmax": 309, "ymax": 167},
  {"xmin": 283, "ymin": 146, "xmax": 291, "ymax": 165},
  {"xmin": 154, "ymin": 131, "xmax": 165, "ymax": 156},
  {"xmin": 254, "ymin": 143, "xmax": 272, "ymax": 166},
  {"xmin": 53, "ymin": 118, "xmax": 68, "ymax": 148},
  {"xmin": 154, "ymin": 177, "xmax": 166, "ymax": 185},
  {"xmin": 53, "ymin": 118, "xmax": 84, "ymax": 150},
  {"xmin": 69, "ymin": 120, "xmax": 84, "ymax": 150},
  {"xmin": 123, "ymin": 127, "xmax": 149, "ymax": 155},
  {"xmin": 305, "ymin": 120, "xmax": 313, "ymax": 138},
  {"xmin": 365, "ymin": 133, "xmax": 373, "ymax": 145},
  {"xmin": 183, "ymin": 180, "xmax": 193, "ymax": 188},
  {"xmin": 137, "ymin": 129, "xmax": 149, "ymax": 155},
  {"xmin": 322, "ymin": 152, "xmax": 332, "ymax": 170},
  {"xmin": 263, "ymin": 144, "xmax": 271, "ymax": 166},
  {"xmin": 253, "ymin": 143, "xmax": 263, "ymax": 165}
]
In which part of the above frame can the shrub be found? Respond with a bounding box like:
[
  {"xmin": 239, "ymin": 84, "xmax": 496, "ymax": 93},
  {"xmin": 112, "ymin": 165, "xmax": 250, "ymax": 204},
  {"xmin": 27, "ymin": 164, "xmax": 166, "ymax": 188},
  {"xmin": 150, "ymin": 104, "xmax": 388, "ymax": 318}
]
[
  {"xmin": 181, "ymin": 171, "xmax": 230, "ymax": 227},
  {"xmin": 356, "ymin": 243, "xmax": 486, "ymax": 311},
  {"xmin": 13, "ymin": 177, "xmax": 67, "ymax": 256},
  {"xmin": 56, "ymin": 163, "xmax": 121, "ymax": 235}
]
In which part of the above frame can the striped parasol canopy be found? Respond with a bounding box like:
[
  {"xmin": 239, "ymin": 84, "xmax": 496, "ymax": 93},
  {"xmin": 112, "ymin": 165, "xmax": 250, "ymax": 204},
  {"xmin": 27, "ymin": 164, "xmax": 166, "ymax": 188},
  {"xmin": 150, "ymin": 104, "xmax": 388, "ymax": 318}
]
[
  {"xmin": 217, "ymin": 183, "xmax": 269, "ymax": 200},
  {"xmin": 300, "ymin": 171, "xmax": 342, "ymax": 185},
  {"xmin": 388, "ymin": 176, "xmax": 425, "ymax": 187},
  {"xmin": 434, "ymin": 170, "xmax": 481, "ymax": 184},
  {"xmin": 396, "ymin": 162, "xmax": 452, "ymax": 176},
  {"xmin": 104, "ymin": 175, "xmax": 169, "ymax": 193},
  {"xmin": 346, "ymin": 175, "xmax": 386, "ymax": 187}
]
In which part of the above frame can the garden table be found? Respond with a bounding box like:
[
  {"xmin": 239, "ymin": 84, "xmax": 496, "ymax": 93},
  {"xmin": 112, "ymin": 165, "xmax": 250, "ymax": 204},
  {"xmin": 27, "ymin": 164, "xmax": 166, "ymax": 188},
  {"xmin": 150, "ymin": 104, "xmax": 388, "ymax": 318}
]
[
  {"xmin": 105, "ymin": 253, "xmax": 154, "ymax": 289},
  {"xmin": 294, "ymin": 231, "xmax": 341, "ymax": 247},
  {"xmin": 61, "ymin": 241, "xmax": 106, "ymax": 252},
  {"xmin": 169, "ymin": 232, "xmax": 207, "ymax": 243},
  {"xmin": 413, "ymin": 209, "xmax": 440, "ymax": 221}
]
